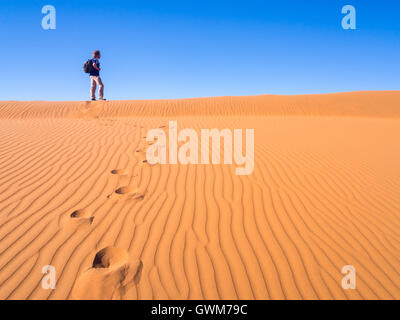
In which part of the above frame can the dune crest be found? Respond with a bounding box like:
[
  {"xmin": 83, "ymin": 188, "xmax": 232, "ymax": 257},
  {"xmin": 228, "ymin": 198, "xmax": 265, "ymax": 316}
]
[{"xmin": 1, "ymin": 91, "xmax": 400, "ymax": 119}]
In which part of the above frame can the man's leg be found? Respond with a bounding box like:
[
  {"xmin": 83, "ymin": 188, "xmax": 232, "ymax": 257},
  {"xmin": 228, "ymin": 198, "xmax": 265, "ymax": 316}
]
[
  {"xmin": 97, "ymin": 77, "xmax": 104, "ymax": 100},
  {"xmin": 90, "ymin": 76, "xmax": 97, "ymax": 100}
]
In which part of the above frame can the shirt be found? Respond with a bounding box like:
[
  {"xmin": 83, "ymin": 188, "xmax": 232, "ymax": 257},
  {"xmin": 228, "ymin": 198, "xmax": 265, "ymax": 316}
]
[{"xmin": 90, "ymin": 58, "xmax": 100, "ymax": 76}]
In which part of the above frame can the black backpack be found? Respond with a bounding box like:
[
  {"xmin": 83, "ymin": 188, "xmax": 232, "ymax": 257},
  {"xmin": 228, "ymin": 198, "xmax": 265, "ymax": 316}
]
[{"xmin": 83, "ymin": 59, "xmax": 93, "ymax": 73}]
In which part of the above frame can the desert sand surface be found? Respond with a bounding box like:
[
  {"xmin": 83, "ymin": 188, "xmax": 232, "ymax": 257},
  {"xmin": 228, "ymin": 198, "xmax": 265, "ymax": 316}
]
[{"xmin": 0, "ymin": 91, "xmax": 399, "ymax": 300}]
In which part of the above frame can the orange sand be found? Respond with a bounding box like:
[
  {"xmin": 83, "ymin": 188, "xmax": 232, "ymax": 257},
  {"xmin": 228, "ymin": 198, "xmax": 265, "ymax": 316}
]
[{"xmin": 0, "ymin": 91, "xmax": 399, "ymax": 300}]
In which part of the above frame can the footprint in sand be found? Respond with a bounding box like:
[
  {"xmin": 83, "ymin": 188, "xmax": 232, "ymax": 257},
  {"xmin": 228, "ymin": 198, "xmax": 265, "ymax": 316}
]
[
  {"xmin": 136, "ymin": 134, "xmax": 163, "ymax": 157},
  {"xmin": 71, "ymin": 247, "xmax": 143, "ymax": 300},
  {"xmin": 97, "ymin": 118, "xmax": 115, "ymax": 127},
  {"xmin": 76, "ymin": 102, "xmax": 102, "ymax": 119},
  {"xmin": 114, "ymin": 186, "xmax": 146, "ymax": 200},
  {"xmin": 136, "ymin": 143, "xmax": 156, "ymax": 153},
  {"xmin": 131, "ymin": 159, "xmax": 149, "ymax": 169},
  {"xmin": 110, "ymin": 169, "xmax": 128, "ymax": 176},
  {"xmin": 70, "ymin": 209, "xmax": 95, "ymax": 225}
]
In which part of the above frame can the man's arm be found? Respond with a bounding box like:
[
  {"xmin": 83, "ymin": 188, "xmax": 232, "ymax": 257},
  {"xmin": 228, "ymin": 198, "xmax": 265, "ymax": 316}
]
[{"xmin": 92, "ymin": 63, "xmax": 101, "ymax": 71}]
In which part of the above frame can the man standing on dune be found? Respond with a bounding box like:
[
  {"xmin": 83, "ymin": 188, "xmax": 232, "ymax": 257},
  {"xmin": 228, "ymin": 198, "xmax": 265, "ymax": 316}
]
[{"xmin": 90, "ymin": 50, "xmax": 106, "ymax": 101}]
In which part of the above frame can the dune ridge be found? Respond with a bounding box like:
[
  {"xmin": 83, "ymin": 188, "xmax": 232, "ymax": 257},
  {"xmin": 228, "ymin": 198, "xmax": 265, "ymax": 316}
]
[
  {"xmin": 0, "ymin": 91, "xmax": 399, "ymax": 300},
  {"xmin": 0, "ymin": 91, "xmax": 400, "ymax": 119}
]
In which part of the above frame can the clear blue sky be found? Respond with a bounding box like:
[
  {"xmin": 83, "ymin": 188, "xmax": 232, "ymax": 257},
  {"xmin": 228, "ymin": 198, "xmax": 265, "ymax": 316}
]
[{"xmin": 0, "ymin": 0, "xmax": 399, "ymax": 101}]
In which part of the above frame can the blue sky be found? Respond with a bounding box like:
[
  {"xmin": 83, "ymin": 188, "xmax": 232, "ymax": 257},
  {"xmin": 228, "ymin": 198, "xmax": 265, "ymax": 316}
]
[{"xmin": 0, "ymin": 0, "xmax": 399, "ymax": 101}]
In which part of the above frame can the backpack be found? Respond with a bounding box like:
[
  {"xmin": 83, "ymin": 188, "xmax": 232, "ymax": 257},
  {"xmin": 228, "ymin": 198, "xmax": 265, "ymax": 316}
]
[{"xmin": 83, "ymin": 59, "xmax": 93, "ymax": 73}]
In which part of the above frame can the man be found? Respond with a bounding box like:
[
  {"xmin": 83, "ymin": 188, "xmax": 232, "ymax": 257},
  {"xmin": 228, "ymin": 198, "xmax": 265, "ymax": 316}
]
[{"xmin": 90, "ymin": 50, "xmax": 106, "ymax": 101}]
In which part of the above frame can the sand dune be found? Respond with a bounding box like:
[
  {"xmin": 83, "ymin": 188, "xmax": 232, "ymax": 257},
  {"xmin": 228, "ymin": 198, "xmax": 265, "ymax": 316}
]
[
  {"xmin": 1, "ymin": 91, "xmax": 400, "ymax": 119},
  {"xmin": 0, "ymin": 91, "xmax": 399, "ymax": 300}
]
